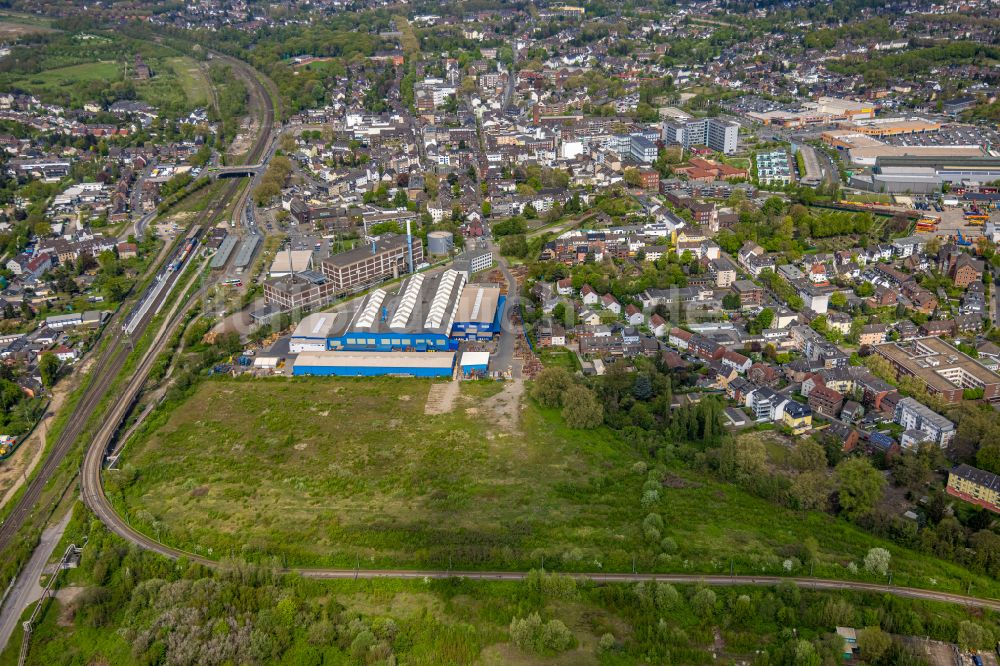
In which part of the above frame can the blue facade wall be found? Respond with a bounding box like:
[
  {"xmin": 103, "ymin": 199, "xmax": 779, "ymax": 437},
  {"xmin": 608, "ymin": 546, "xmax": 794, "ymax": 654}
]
[
  {"xmin": 327, "ymin": 331, "xmax": 459, "ymax": 352},
  {"xmin": 451, "ymin": 295, "xmax": 506, "ymax": 340},
  {"xmin": 293, "ymin": 364, "xmax": 453, "ymax": 377}
]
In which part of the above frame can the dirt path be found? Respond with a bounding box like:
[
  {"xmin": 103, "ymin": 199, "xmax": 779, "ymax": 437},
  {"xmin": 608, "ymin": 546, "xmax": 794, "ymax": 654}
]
[
  {"xmin": 425, "ymin": 380, "xmax": 460, "ymax": 415},
  {"xmin": 0, "ymin": 355, "xmax": 93, "ymax": 510},
  {"xmin": 479, "ymin": 379, "xmax": 525, "ymax": 433}
]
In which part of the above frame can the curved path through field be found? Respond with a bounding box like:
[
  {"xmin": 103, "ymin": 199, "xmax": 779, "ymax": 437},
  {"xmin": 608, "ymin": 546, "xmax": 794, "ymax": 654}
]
[
  {"xmin": 76, "ymin": 489, "xmax": 1000, "ymax": 613},
  {"xmin": 81, "ymin": 454, "xmax": 1000, "ymax": 611}
]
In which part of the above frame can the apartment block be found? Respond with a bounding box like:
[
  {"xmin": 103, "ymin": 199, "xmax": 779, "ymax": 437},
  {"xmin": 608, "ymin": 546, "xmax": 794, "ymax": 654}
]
[
  {"xmin": 662, "ymin": 118, "xmax": 740, "ymax": 155},
  {"xmin": 947, "ymin": 464, "xmax": 1000, "ymax": 514}
]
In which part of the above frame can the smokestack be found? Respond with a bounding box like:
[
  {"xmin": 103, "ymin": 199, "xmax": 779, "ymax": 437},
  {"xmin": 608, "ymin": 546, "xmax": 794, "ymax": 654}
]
[
  {"xmin": 371, "ymin": 240, "xmax": 376, "ymax": 255},
  {"xmin": 406, "ymin": 219, "xmax": 414, "ymax": 275}
]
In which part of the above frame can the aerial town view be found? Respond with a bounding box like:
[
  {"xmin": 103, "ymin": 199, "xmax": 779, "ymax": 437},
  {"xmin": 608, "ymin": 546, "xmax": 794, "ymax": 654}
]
[{"xmin": 2, "ymin": 0, "xmax": 1000, "ymax": 663}]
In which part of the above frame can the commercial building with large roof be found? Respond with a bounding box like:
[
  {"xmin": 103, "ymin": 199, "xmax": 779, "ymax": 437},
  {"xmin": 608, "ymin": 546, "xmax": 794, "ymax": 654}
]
[
  {"xmin": 292, "ymin": 351, "xmax": 455, "ymax": 377},
  {"xmin": 873, "ymin": 337, "xmax": 1000, "ymax": 404},
  {"xmin": 451, "ymin": 283, "xmax": 505, "ymax": 340},
  {"xmin": 288, "ymin": 269, "xmax": 505, "ymax": 353},
  {"xmin": 748, "ymin": 96, "xmax": 875, "ymax": 127},
  {"xmin": 841, "ymin": 117, "xmax": 942, "ymax": 137},
  {"xmin": 263, "ymin": 270, "xmax": 338, "ymax": 312}
]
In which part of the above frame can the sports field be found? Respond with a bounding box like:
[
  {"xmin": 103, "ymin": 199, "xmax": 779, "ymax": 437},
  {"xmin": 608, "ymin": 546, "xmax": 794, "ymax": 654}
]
[{"xmin": 111, "ymin": 377, "xmax": 1000, "ymax": 596}]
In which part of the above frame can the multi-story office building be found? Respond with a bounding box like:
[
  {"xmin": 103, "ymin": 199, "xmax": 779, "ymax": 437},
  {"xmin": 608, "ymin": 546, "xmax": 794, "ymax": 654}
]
[
  {"xmin": 320, "ymin": 234, "xmax": 424, "ymax": 294},
  {"xmin": 662, "ymin": 118, "xmax": 740, "ymax": 154}
]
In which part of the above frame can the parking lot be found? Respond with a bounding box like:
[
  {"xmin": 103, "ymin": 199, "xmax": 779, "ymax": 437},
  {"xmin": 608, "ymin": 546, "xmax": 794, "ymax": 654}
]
[
  {"xmin": 722, "ymin": 94, "xmax": 799, "ymax": 116},
  {"xmin": 883, "ymin": 123, "xmax": 1000, "ymax": 149},
  {"xmin": 907, "ymin": 195, "xmax": 991, "ymax": 242}
]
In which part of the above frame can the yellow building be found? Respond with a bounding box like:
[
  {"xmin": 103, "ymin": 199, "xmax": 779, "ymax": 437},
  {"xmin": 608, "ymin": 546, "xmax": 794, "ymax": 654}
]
[
  {"xmin": 947, "ymin": 464, "xmax": 1000, "ymax": 514},
  {"xmin": 782, "ymin": 401, "xmax": 813, "ymax": 435}
]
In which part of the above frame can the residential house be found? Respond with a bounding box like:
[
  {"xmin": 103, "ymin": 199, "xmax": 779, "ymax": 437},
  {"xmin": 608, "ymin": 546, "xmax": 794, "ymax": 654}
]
[
  {"xmin": 859, "ymin": 324, "xmax": 888, "ymax": 346},
  {"xmin": 668, "ymin": 327, "xmax": 693, "ymax": 350},
  {"xmin": 721, "ymin": 349, "xmax": 751, "ymax": 374},
  {"xmin": 948, "ymin": 253, "xmax": 984, "ymax": 288},
  {"xmin": 601, "ymin": 293, "xmax": 621, "ymax": 315},
  {"xmin": 624, "ymin": 304, "xmax": 644, "ymax": 326},
  {"xmin": 748, "ymin": 362, "xmax": 780, "ymax": 388},
  {"xmin": 782, "ymin": 400, "xmax": 813, "ymax": 435},
  {"xmin": 689, "ymin": 335, "xmax": 725, "ymax": 361},
  {"xmin": 841, "ymin": 401, "xmax": 864, "ymax": 422},
  {"xmin": 808, "ymin": 385, "xmax": 844, "ymax": 417},
  {"xmin": 578, "ymin": 309, "xmax": 601, "ymax": 326},
  {"xmin": 650, "ymin": 314, "xmax": 668, "ymax": 338}
]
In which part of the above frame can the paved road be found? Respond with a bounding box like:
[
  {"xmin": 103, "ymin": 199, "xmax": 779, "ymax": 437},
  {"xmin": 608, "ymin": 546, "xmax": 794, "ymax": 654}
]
[
  {"xmin": 0, "ymin": 511, "xmax": 71, "ymax": 652},
  {"xmin": 488, "ymin": 238, "xmax": 520, "ymax": 376}
]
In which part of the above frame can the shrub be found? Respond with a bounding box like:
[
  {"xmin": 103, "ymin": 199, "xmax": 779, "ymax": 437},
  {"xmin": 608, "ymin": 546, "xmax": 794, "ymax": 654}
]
[
  {"xmin": 654, "ymin": 582, "xmax": 680, "ymax": 610},
  {"xmin": 540, "ymin": 619, "xmax": 574, "ymax": 652},
  {"xmin": 510, "ymin": 614, "xmax": 575, "ymax": 654},
  {"xmin": 640, "ymin": 489, "xmax": 660, "ymax": 508},
  {"xmin": 690, "ymin": 588, "xmax": 717, "ymax": 618},
  {"xmin": 561, "ymin": 385, "xmax": 603, "ymax": 429},
  {"xmin": 526, "ymin": 569, "xmax": 577, "ymax": 599},
  {"xmin": 863, "ymin": 547, "xmax": 891, "ymax": 576},
  {"xmin": 510, "ymin": 613, "xmax": 543, "ymax": 651}
]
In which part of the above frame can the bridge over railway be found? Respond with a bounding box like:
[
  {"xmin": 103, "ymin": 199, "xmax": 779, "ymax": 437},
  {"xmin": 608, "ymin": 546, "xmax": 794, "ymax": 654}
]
[{"xmin": 209, "ymin": 164, "xmax": 264, "ymax": 178}]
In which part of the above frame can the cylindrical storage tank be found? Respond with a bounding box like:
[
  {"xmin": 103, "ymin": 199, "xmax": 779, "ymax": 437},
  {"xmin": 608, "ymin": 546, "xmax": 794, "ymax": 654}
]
[{"xmin": 427, "ymin": 230, "xmax": 454, "ymax": 255}]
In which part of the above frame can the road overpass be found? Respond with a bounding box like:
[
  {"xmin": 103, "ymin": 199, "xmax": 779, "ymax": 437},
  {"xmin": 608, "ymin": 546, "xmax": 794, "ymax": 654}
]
[{"xmin": 209, "ymin": 164, "xmax": 264, "ymax": 178}]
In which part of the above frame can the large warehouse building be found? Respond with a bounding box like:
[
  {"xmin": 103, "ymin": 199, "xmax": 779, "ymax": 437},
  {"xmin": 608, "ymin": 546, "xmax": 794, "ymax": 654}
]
[
  {"xmin": 289, "ymin": 268, "xmax": 505, "ymax": 363},
  {"xmin": 292, "ymin": 351, "xmax": 455, "ymax": 377}
]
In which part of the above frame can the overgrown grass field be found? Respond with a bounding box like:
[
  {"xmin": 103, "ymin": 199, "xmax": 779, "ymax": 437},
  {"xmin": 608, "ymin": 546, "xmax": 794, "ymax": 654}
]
[
  {"xmin": 111, "ymin": 377, "xmax": 1000, "ymax": 597},
  {"xmin": 3, "ymin": 53, "xmax": 208, "ymax": 113}
]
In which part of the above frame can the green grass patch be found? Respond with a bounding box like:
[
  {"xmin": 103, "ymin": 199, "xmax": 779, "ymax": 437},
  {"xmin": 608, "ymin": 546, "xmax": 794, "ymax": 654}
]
[
  {"xmin": 23, "ymin": 60, "xmax": 120, "ymax": 90},
  {"xmin": 108, "ymin": 377, "xmax": 1000, "ymax": 598},
  {"xmin": 539, "ymin": 348, "xmax": 581, "ymax": 372},
  {"xmin": 164, "ymin": 56, "xmax": 210, "ymax": 108}
]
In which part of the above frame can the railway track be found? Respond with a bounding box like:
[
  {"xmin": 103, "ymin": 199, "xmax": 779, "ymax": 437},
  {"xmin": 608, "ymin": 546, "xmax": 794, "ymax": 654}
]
[
  {"xmin": 0, "ymin": 194, "xmax": 226, "ymax": 555},
  {"xmin": 0, "ymin": 49, "xmax": 274, "ymax": 557}
]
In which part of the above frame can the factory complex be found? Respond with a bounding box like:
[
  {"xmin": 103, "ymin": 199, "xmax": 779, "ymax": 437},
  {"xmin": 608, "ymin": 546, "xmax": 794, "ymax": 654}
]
[{"xmin": 290, "ymin": 268, "xmax": 505, "ymax": 378}]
